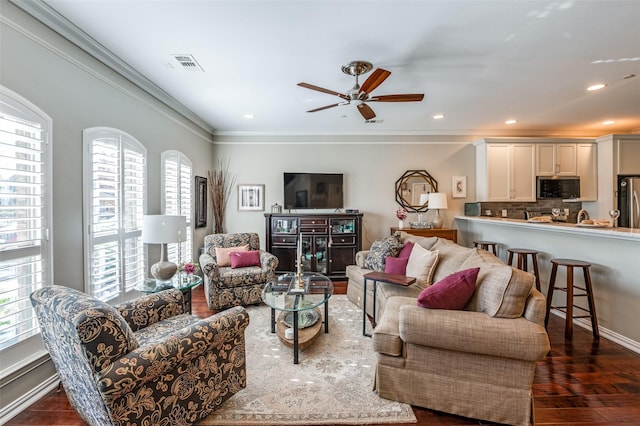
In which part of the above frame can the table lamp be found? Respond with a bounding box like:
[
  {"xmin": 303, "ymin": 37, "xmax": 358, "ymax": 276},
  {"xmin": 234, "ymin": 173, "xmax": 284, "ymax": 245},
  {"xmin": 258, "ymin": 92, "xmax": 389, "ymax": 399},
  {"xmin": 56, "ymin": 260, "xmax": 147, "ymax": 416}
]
[
  {"xmin": 142, "ymin": 215, "xmax": 187, "ymax": 282},
  {"xmin": 428, "ymin": 193, "xmax": 448, "ymax": 229}
]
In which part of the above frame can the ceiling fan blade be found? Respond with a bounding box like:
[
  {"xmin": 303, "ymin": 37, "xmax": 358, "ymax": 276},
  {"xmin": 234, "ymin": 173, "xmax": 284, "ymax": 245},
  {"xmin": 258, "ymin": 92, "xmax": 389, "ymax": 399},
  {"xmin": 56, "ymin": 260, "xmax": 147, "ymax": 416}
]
[
  {"xmin": 357, "ymin": 103, "xmax": 376, "ymax": 120},
  {"xmin": 359, "ymin": 68, "xmax": 391, "ymax": 94},
  {"xmin": 306, "ymin": 103, "xmax": 342, "ymax": 113},
  {"xmin": 369, "ymin": 94, "xmax": 425, "ymax": 102},
  {"xmin": 297, "ymin": 82, "xmax": 349, "ymax": 100}
]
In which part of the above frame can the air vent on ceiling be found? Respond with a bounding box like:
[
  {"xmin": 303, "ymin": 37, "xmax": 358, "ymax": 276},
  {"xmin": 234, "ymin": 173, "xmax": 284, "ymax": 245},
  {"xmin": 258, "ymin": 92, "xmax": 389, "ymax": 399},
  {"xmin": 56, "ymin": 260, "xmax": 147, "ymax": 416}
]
[
  {"xmin": 365, "ymin": 119, "xmax": 384, "ymax": 124},
  {"xmin": 171, "ymin": 54, "xmax": 204, "ymax": 72}
]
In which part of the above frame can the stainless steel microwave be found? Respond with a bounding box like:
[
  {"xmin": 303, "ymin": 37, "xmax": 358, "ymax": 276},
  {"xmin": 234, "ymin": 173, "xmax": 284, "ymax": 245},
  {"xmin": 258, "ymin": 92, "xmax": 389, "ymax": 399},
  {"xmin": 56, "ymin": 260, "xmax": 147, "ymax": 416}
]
[{"xmin": 536, "ymin": 176, "xmax": 580, "ymax": 200}]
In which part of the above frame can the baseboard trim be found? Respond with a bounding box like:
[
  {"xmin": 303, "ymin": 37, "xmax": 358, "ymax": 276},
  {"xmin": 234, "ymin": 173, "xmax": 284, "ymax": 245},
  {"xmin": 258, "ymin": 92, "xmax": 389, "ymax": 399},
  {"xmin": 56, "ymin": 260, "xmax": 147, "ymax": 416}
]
[
  {"xmin": 0, "ymin": 374, "xmax": 59, "ymax": 425},
  {"xmin": 551, "ymin": 310, "xmax": 640, "ymax": 354}
]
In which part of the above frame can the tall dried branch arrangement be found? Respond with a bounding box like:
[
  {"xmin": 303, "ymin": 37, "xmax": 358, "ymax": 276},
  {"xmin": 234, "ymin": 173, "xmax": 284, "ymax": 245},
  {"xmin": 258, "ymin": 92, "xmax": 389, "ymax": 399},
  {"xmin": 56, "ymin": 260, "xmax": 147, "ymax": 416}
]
[{"xmin": 208, "ymin": 158, "xmax": 236, "ymax": 234}]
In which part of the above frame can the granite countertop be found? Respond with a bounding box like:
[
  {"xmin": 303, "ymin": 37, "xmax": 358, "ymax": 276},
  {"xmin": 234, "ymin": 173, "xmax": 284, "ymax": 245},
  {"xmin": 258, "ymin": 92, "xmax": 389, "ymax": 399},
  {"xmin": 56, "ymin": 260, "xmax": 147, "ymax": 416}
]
[{"xmin": 455, "ymin": 215, "xmax": 640, "ymax": 242}]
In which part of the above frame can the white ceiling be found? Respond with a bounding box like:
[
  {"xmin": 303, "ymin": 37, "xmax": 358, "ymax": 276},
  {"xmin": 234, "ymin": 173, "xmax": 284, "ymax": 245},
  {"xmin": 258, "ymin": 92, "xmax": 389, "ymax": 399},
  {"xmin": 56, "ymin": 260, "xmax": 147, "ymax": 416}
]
[{"xmin": 38, "ymin": 0, "xmax": 640, "ymax": 137}]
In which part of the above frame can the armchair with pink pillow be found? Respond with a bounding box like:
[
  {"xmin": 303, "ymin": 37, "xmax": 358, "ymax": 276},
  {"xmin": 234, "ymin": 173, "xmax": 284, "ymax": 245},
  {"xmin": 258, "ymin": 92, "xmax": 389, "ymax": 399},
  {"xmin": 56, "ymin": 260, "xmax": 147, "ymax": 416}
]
[{"xmin": 200, "ymin": 232, "xmax": 278, "ymax": 310}]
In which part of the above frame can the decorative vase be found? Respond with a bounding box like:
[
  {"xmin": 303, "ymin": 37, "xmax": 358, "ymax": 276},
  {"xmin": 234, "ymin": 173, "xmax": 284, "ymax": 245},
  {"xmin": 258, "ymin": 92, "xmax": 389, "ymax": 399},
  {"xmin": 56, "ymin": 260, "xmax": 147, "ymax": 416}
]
[{"xmin": 398, "ymin": 220, "xmax": 404, "ymax": 228}]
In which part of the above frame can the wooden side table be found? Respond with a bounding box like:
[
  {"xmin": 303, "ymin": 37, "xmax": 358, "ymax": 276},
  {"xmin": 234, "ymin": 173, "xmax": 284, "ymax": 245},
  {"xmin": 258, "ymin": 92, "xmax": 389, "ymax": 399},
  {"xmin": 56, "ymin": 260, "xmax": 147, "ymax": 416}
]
[
  {"xmin": 390, "ymin": 227, "xmax": 457, "ymax": 243},
  {"xmin": 362, "ymin": 271, "xmax": 416, "ymax": 337}
]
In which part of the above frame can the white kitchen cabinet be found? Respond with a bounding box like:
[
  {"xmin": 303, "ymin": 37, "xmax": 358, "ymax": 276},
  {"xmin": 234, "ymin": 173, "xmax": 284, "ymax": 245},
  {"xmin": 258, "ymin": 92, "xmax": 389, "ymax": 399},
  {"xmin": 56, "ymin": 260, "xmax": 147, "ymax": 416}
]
[
  {"xmin": 536, "ymin": 143, "xmax": 577, "ymax": 176},
  {"xmin": 577, "ymin": 143, "xmax": 597, "ymax": 201},
  {"xmin": 476, "ymin": 141, "xmax": 535, "ymax": 201},
  {"xmin": 617, "ymin": 138, "xmax": 640, "ymax": 175}
]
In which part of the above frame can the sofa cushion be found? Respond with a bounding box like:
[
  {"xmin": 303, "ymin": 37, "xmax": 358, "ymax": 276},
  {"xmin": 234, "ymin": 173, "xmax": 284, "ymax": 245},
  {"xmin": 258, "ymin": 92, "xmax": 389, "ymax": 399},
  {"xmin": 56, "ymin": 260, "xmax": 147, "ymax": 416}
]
[
  {"xmin": 398, "ymin": 232, "xmax": 438, "ymax": 250},
  {"xmin": 215, "ymin": 244, "xmax": 249, "ymax": 266},
  {"xmin": 385, "ymin": 256, "xmax": 410, "ymax": 275},
  {"xmin": 430, "ymin": 238, "xmax": 476, "ymax": 283},
  {"xmin": 405, "ymin": 244, "xmax": 439, "ymax": 288},
  {"xmin": 461, "ymin": 250, "xmax": 533, "ymax": 318},
  {"xmin": 364, "ymin": 234, "xmax": 402, "ymax": 271},
  {"xmin": 230, "ymin": 250, "xmax": 261, "ymax": 268},
  {"xmin": 416, "ymin": 267, "xmax": 479, "ymax": 310}
]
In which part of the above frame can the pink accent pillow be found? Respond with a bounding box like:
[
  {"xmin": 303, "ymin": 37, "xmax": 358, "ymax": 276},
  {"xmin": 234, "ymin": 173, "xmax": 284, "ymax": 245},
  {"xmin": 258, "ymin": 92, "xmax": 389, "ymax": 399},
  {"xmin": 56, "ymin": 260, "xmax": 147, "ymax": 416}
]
[
  {"xmin": 397, "ymin": 241, "xmax": 414, "ymax": 259},
  {"xmin": 215, "ymin": 244, "xmax": 249, "ymax": 266},
  {"xmin": 416, "ymin": 267, "xmax": 480, "ymax": 310},
  {"xmin": 229, "ymin": 250, "xmax": 261, "ymax": 268},
  {"xmin": 385, "ymin": 256, "xmax": 410, "ymax": 275}
]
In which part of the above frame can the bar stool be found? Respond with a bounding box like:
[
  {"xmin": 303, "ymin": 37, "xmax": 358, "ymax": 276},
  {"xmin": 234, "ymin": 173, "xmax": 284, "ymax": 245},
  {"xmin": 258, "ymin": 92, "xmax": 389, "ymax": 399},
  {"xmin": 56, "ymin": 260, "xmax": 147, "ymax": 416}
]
[
  {"xmin": 473, "ymin": 240, "xmax": 498, "ymax": 256},
  {"xmin": 507, "ymin": 248, "xmax": 541, "ymax": 291},
  {"xmin": 545, "ymin": 258, "xmax": 599, "ymax": 340}
]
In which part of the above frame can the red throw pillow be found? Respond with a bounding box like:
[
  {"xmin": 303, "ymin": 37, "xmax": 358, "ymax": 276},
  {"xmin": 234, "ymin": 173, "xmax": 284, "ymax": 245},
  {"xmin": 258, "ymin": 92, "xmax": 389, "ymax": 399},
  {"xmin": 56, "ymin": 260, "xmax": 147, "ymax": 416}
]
[
  {"xmin": 416, "ymin": 267, "xmax": 480, "ymax": 310},
  {"xmin": 229, "ymin": 250, "xmax": 261, "ymax": 268},
  {"xmin": 385, "ymin": 256, "xmax": 410, "ymax": 275},
  {"xmin": 397, "ymin": 241, "xmax": 414, "ymax": 259}
]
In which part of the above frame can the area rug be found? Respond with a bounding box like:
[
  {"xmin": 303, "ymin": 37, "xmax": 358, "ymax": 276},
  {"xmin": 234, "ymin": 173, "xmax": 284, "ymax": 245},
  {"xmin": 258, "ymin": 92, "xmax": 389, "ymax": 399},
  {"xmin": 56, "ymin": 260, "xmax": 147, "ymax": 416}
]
[{"xmin": 198, "ymin": 295, "xmax": 416, "ymax": 425}]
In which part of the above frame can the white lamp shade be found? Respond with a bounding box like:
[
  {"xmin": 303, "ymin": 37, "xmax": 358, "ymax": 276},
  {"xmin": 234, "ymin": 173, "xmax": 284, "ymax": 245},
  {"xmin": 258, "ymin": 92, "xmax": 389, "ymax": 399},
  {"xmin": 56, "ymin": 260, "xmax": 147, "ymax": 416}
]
[
  {"xmin": 419, "ymin": 193, "xmax": 430, "ymax": 205},
  {"xmin": 428, "ymin": 193, "xmax": 448, "ymax": 209},
  {"xmin": 142, "ymin": 215, "xmax": 187, "ymax": 244}
]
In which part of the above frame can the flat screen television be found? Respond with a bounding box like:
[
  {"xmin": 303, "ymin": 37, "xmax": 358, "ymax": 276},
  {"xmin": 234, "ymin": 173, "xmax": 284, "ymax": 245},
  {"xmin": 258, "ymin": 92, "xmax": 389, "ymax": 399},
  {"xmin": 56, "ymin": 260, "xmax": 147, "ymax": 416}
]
[{"xmin": 284, "ymin": 172, "xmax": 344, "ymax": 209}]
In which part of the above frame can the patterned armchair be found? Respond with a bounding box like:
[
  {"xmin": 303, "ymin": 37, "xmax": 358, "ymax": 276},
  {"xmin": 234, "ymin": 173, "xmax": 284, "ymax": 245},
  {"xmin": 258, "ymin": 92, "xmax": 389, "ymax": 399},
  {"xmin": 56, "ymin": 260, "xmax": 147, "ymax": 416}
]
[
  {"xmin": 30, "ymin": 285, "xmax": 249, "ymax": 426},
  {"xmin": 199, "ymin": 232, "xmax": 278, "ymax": 310}
]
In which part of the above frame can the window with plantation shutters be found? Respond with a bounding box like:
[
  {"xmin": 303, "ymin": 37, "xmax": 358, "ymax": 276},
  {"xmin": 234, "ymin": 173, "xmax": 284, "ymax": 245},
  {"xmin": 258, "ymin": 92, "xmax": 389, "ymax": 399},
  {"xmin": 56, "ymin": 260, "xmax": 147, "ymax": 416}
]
[
  {"xmin": 0, "ymin": 87, "xmax": 52, "ymax": 350},
  {"xmin": 161, "ymin": 151, "xmax": 193, "ymax": 264},
  {"xmin": 83, "ymin": 127, "xmax": 146, "ymax": 302}
]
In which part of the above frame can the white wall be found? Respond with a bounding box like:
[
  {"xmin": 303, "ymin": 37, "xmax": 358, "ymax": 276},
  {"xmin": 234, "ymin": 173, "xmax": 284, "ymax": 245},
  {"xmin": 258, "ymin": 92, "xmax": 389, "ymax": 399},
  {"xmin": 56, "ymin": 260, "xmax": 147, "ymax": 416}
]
[{"xmin": 213, "ymin": 138, "xmax": 476, "ymax": 249}]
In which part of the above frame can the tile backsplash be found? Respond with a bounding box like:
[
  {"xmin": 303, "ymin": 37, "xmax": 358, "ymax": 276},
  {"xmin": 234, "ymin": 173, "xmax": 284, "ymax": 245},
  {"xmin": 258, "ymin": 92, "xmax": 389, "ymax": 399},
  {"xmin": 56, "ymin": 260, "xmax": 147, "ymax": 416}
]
[{"xmin": 471, "ymin": 200, "xmax": 583, "ymax": 223}]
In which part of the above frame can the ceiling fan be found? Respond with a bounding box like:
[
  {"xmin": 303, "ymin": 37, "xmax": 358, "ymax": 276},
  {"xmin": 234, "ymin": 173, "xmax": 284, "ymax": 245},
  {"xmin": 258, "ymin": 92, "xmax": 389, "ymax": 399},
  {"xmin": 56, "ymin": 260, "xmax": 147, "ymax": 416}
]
[{"xmin": 297, "ymin": 60, "xmax": 425, "ymax": 121}]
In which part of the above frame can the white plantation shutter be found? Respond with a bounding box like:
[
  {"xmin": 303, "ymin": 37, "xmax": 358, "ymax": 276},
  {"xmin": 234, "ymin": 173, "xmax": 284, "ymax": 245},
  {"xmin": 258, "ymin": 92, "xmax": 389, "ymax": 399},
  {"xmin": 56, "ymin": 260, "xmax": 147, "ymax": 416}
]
[
  {"xmin": 161, "ymin": 151, "xmax": 192, "ymax": 264},
  {"xmin": 83, "ymin": 128, "xmax": 146, "ymax": 302},
  {"xmin": 0, "ymin": 87, "xmax": 52, "ymax": 350}
]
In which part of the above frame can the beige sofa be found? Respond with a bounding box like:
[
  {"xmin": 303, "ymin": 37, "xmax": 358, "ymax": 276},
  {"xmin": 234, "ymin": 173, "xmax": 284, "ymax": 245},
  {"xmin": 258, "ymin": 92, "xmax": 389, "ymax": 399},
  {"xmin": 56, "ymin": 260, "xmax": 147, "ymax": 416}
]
[{"xmin": 346, "ymin": 232, "xmax": 550, "ymax": 426}]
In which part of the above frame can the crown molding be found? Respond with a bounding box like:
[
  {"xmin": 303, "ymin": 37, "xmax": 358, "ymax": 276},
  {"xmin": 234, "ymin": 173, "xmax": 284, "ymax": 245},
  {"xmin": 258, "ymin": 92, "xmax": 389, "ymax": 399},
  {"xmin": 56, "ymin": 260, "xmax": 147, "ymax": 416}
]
[{"xmin": 9, "ymin": 0, "xmax": 213, "ymax": 135}]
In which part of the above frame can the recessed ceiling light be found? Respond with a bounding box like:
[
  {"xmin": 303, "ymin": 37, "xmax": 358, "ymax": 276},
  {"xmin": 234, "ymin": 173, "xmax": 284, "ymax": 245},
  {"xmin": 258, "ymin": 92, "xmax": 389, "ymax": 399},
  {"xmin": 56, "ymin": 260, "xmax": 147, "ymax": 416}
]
[
  {"xmin": 433, "ymin": 114, "xmax": 445, "ymax": 119},
  {"xmin": 243, "ymin": 114, "xmax": 254, "ymax": 119},
  {"xmin": 505, "ymin": 119, "xmax": 517, "ymax": 125},
  {"xmin": 602, "ymin": 120, "xmax": 615, "ymax": 125},
  {"xmin": 587, "ymin": 83, "xmax": 607, "ymax": 91}
]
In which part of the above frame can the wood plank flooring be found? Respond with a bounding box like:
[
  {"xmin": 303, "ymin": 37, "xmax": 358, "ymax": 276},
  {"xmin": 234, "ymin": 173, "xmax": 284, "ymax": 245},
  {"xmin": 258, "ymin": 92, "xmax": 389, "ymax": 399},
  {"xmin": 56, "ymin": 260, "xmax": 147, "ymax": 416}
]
[{"xmin": 7, "ymin": 282, "xmax": 640, "ymax": 425}]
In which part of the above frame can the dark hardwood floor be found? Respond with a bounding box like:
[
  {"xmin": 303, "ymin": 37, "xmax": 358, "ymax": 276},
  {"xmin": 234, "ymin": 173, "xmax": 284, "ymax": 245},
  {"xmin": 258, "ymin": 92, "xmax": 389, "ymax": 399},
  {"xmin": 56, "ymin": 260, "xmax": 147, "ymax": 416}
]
[{"xmin": 7, "ymin": 282, "xmax": 640, "ymax": 425}]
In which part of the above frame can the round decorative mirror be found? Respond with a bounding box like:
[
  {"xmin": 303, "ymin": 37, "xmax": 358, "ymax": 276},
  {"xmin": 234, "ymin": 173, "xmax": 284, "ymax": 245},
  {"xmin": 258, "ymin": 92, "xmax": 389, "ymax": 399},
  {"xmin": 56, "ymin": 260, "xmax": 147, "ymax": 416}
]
[{"xmin": 395, "ymin": 170, "xmax": 438, "ymax": 212}]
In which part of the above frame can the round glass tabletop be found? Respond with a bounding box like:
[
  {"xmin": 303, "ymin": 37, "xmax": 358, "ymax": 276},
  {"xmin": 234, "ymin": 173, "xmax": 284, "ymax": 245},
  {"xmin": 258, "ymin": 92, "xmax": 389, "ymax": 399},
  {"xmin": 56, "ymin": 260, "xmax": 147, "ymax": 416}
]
[{"xmin": 262, "ymin": 272, "xmax": 333, "ymax": 313}]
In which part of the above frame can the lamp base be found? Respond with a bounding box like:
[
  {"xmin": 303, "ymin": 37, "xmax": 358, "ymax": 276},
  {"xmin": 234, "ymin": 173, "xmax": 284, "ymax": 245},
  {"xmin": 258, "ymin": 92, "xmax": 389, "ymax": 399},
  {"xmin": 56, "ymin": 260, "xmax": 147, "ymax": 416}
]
[
  {"xmin": 431, "ymin": 210, "xmax": 444, "ymax": 229},
  {"xmin": 151, "ymin": 261, "xmax": 177, "ymax": 282}
]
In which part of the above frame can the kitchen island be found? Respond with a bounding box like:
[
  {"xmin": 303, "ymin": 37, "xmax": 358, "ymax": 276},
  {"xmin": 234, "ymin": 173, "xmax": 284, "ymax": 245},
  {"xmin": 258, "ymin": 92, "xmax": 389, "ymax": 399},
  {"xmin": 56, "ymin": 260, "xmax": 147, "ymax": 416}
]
[{"xmin": 455, "ymin": 215, "xmax": 640, "ymax": 352}]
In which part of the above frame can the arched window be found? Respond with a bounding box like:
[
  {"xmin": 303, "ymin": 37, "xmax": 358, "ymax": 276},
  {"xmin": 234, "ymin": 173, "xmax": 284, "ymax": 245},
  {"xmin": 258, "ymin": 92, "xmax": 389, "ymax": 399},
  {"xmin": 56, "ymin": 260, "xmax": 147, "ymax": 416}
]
[
  {"xmin": 82, "ymin": 127, "xmax": 146, "ymax": 302},
  {"xmin": 161, "ymin": 150, "xmax": 193, "ymax": 264},
  {"xmin": 0, "ymin": 86, "xmax": 52, "ymax": 350}
]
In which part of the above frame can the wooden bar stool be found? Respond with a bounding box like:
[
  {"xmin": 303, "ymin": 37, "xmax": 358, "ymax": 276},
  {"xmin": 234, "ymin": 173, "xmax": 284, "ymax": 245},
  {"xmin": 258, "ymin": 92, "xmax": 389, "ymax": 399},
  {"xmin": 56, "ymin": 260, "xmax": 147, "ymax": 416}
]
[
  {"xmin": 544, "ymin": 258, "xmax": 599, "ymax": 340},
  {"xmin": 507, "ymin": 248, "xmax": 541, "ymax": 291},
  {"xmin": 473, "ymin": 240, "xmax": 498, "ymax": 256}
]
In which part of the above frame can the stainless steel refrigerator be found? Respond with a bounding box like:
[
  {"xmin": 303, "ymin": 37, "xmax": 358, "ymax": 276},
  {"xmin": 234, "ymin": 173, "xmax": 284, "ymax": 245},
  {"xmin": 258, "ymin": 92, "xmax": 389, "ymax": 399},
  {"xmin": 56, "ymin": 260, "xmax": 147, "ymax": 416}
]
[{"xmin": 618, "ymin": 176, "xmax": 640, "ymax": 228}]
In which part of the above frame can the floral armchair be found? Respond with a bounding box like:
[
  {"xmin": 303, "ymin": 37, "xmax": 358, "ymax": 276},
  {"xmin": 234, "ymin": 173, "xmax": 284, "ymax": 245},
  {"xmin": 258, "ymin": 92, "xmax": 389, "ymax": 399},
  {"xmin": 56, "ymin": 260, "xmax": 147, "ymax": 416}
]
[
  {"xmin": 199, "ymin": 232, "xmax": 278, "ymax": 310},
  {"xmin": 30, "ymin": 285, "xmax": 249, "ymax": 426}
]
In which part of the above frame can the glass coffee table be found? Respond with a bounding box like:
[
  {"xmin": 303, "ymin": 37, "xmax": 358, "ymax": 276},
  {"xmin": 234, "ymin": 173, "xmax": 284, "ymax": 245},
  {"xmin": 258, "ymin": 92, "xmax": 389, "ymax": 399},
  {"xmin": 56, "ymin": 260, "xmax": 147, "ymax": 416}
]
[
  {"xmin": 262, "ymin": 272, "xmax": 333, "ymax": 364},
  {"xmin": 135, "ymin": 274, "xmax": 202, "ymax": 314}
]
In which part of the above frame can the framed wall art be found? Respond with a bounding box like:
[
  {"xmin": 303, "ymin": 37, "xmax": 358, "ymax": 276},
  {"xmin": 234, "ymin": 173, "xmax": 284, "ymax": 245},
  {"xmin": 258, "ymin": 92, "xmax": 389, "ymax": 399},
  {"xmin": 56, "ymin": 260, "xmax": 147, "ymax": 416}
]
[
  {"xmin": 452, "ymin": 176, "xmax": 467, "ymax": 198},
  {"xmin": 195, "ymin": 176, "xmax": 207, "ymax": 227},
  {"xmin": 238, "ymin": 184, "xmax": 265, "ymax": 211}
]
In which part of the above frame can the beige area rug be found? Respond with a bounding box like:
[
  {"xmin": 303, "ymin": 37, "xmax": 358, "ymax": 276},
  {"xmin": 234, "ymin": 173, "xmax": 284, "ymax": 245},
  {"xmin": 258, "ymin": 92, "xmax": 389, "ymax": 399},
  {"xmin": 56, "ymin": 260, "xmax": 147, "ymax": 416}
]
[{"xmin": 198, "ymin": 295, "xmax": 416, "ymax": 425}]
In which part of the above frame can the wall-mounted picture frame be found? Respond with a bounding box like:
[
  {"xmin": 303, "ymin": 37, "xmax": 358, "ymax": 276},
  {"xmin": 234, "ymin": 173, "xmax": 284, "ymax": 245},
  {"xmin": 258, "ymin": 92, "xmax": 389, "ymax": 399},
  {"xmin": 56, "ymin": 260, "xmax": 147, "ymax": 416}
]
[
  {"xmin": 195, "ymin": 176, "xmax": 207, "ymax": 227},
  {"xmin": 452, "ymin": 176, "xmax": 467, "ymax": 198},
  {"xmin": 238, "ymin": 184, "xmax": 265, "ymax": 211}
]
